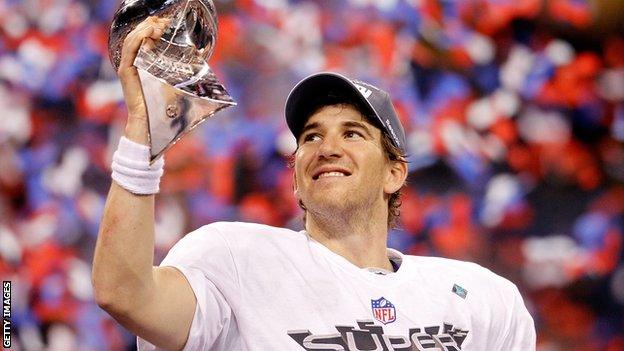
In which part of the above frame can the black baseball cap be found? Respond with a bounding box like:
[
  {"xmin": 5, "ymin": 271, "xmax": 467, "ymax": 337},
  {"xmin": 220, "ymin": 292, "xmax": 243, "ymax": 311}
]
[{"xmin": 285, "ymin": 72, "xmax": 406, "ymax": 153}]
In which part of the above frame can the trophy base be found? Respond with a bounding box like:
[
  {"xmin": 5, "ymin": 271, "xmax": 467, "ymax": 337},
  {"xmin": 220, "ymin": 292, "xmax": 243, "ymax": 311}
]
[{"xmin": 137, "ymin": 68, "xmax": 236, "ymax": 162}]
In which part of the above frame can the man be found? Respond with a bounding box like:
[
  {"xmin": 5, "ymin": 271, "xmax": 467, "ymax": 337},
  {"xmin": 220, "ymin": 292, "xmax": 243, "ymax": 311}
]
[{"xmin": 92, "ymin": 17, "xmax": 536, "ymax": 350}]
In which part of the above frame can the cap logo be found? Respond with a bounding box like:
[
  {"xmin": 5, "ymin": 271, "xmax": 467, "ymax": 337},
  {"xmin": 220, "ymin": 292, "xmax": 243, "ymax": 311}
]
[
  {"xmin": 385, "ymin": 118, "xmax": 400, "ymax": 147},
  {"xmin": 354, "ymin": 83, "xmax": 373, "ymax": 99}
]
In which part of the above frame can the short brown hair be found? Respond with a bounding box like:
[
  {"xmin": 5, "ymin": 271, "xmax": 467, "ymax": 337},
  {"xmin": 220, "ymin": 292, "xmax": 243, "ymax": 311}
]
[
  {"xmin": 287, "ymin": 102, "xmax": 408, "ymax": 229},
  {"xmin": 380, "ymin": 130, "xmax": 407, "ymax": 227}
]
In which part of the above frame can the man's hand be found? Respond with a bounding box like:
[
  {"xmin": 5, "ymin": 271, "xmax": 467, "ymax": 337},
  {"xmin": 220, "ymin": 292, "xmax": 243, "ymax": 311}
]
[{"xmin": 118, "ymin": 16, "xmax": 170, "ymax": 144}]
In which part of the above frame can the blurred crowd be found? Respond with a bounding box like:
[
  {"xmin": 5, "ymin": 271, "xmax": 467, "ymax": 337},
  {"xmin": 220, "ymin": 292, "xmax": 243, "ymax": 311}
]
[{"xmin": 0, "ymin": 0, "xmax": 623, "ymax": 349}]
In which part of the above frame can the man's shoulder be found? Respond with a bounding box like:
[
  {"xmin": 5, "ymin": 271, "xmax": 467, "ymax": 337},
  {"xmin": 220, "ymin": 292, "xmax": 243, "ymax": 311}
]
[
  {"xmin": 182, "ymin": 221, "xmax": 305, "ymax": 248},
  {"xmin": 403, "ymin": 254, "xmax": 517, "ymax": 291},
  {"xmin": 163, "ymin": 221, "xmax": 306, "ymax": 266},
  {"xmin": 404, "ymin": 254, "xmax": 487, "ymax": 272}
]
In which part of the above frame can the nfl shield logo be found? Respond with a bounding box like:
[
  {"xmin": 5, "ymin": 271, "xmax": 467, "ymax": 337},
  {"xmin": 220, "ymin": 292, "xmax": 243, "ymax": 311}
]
[{"xmin": 371, "ymin": 297, "xmax": 396, "ymax": 324}]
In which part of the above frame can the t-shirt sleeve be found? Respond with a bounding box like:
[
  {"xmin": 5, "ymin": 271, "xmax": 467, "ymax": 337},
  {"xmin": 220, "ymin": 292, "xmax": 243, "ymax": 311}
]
[
  {"xmin": 498, "ymin": 283, "xmax": 536, "ymax": 350},
  {"xmin": 137, "ymin": 223, "xmax": 239, "ymax": 351}
]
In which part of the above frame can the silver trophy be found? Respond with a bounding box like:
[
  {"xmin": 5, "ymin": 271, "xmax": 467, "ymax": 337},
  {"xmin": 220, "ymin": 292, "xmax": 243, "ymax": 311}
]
[{"xmin": 109, "ymin": 0, "xmax": 236, "ymax": 162}]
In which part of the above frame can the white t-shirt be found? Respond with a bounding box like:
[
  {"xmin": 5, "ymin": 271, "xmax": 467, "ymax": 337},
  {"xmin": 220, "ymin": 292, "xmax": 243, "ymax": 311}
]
[{"xmin": 138, "ymin": 222, "xmax": 535, "ymax": 350}]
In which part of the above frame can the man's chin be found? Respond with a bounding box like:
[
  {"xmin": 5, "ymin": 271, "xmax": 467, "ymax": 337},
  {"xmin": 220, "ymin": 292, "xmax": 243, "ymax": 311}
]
[{"xmin": 305, "ymin": 193, "xmax": 354, "ymax": 213}]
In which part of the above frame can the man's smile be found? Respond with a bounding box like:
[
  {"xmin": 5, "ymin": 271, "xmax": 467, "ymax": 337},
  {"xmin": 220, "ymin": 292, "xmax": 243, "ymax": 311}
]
[{"xmin": 311, "ymin": 166, "xmax": 353, "ymax": 180}]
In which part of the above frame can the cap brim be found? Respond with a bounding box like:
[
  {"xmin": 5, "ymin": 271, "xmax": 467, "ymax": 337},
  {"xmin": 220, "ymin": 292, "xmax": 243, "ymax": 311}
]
[{"xmin": 285, "ymin": 72, "xmax": 382, "ymax": 142}]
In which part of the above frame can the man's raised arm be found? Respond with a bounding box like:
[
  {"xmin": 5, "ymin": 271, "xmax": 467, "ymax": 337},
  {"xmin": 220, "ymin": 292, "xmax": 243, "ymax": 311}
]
[{"xmin": 92, "ymin": 16, "xmax": 196, "ymax": 351}]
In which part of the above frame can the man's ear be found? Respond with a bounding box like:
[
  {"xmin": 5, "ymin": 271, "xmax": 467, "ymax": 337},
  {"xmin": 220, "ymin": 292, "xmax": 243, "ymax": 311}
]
[
  {"xmin": 384, "ymin": 160, "xmax": 408, "ymax": 195},
  {"xmin": 292, "ymin": 172, "xmax": 300, "ymax": 200}
]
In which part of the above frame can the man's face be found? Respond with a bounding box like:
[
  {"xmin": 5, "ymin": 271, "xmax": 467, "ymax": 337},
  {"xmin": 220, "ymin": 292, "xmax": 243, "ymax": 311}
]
[{"xmin": 293, "ymin": 104, "xmax": 399, "ymax": 219}]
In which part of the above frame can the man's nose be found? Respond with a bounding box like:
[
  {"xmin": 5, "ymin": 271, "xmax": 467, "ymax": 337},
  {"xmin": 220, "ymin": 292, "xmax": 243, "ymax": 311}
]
[{"xmin": 317, "ymin": 134, "xmax": 343, "ymax": 159}]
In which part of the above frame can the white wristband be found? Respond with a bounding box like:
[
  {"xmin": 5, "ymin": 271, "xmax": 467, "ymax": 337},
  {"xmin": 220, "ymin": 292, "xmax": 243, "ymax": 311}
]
[{"xmin": 111, "ymin": 137, "xmax": 164, "ymax": 195}]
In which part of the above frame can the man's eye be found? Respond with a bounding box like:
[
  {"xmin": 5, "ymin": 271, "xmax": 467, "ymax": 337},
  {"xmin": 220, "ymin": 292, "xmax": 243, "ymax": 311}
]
[
  {"xmin": 303, "ymin": 133, "xmax": 320, "ymax": 142},
  {"xmin": 345, "ymin": 130, "xmax": 363, "ymax": 139}
]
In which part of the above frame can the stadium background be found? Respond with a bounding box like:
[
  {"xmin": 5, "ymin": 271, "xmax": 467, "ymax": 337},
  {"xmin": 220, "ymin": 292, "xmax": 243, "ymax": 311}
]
[{"xmin": 1, "ymin": 0, "xmax": 623, "ymax": 349}]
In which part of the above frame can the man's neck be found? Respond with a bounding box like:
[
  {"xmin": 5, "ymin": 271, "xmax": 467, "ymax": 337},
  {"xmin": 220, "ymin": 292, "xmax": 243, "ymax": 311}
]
[{"xmin": 305, "ymin": 210, "xmax": 393, "ymax": 272}]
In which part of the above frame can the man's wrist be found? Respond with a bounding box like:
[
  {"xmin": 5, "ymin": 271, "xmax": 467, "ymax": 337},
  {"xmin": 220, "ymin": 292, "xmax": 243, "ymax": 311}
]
[
  {"xmin": 124, "ymin": 117, "xmax": 149, "ymax": 145},
  {"xmin": 111, "ymin": 136, "xmax": 164, "ymax": 195}
]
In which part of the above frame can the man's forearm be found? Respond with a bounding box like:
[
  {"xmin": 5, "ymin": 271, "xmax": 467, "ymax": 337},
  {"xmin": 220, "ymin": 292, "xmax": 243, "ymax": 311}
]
[{"xmin": 92, "ymin": 119, "xmax": 156, "ymax": 313}]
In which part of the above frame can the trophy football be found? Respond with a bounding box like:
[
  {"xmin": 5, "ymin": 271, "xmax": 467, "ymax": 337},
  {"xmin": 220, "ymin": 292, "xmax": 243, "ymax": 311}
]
[{"xmin": 108, "ymin": 0, "xmax": 236, "ymax": 162}]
